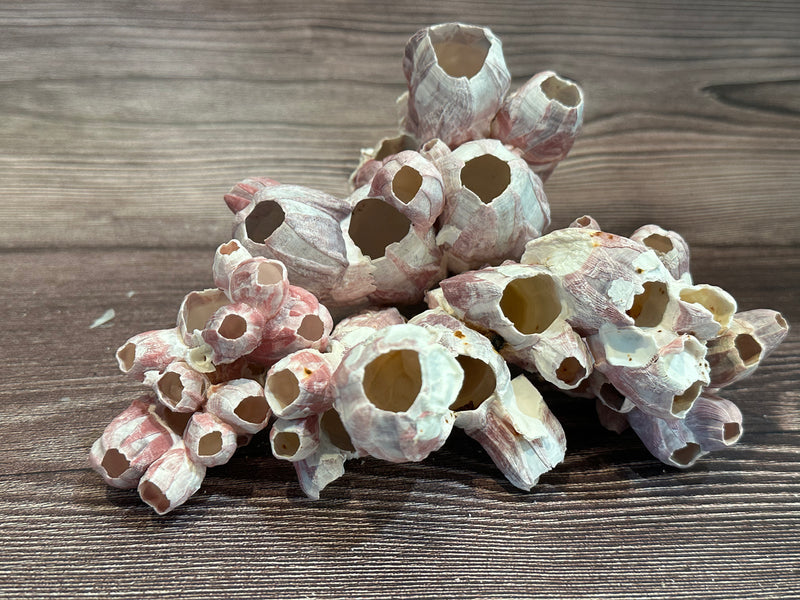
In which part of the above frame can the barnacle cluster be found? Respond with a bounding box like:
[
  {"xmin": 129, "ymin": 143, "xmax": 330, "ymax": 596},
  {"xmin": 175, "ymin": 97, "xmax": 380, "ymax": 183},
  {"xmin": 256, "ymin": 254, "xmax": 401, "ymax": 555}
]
[
  {"xmin": 90, "ymin": 23, "xmax": 788, "ymax": 513},
  {"xmin": 90, "ymin": 241, "xmax": 333, "ymax": 513},
  {"xmin": 226, "ymin": 23, "xmax": 581, "ymax": 314}
]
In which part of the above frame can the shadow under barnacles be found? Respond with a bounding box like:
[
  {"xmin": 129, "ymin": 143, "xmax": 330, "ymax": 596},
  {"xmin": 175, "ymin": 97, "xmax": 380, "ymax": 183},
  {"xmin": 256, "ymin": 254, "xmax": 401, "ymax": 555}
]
[{"xmin": 97, "ymin": 387, "xmax": 706, "ymax": 537}]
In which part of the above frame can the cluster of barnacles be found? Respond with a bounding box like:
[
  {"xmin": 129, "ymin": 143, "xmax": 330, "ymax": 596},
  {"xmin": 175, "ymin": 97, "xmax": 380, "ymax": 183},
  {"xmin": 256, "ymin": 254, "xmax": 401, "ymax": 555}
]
[
  {"xmin": 90, "ymin": 23, "xmax": 788, "ymax": 513},
  {"xmin": 90, "ymin": 241, "xmax": 333, "ymax": 513},
  {"xmin": 227, "ymin": 22, "xmax": 582, "ymax": 315}
]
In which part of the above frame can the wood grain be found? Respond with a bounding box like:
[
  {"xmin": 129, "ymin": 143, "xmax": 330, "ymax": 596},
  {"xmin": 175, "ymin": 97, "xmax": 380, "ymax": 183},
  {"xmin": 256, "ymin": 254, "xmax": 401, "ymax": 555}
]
[{"xmin": 1, "ymin": 1, "xmax": 798, "ymax": 599}]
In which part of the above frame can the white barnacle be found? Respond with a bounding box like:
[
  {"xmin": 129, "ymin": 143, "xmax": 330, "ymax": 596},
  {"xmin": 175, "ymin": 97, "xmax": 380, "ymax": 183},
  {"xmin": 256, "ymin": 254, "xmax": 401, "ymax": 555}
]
[{"xmin": 332, "ymin": 324, "xmax": 461, "ymax": 463}]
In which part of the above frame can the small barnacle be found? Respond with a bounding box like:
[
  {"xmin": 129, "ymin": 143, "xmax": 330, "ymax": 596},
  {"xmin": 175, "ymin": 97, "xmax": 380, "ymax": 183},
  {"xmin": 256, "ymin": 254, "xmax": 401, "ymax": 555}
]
[
  {"xmin": 138, "ymin": 445, "xmax": 206, "ymax": 515},
  {"xmin": 491, "ymin": 70, "xmax": 584, "ymax": 181},
  {"xmin": 89, "ymin": 396, "xmax": 175, "ymax": 489},
  {"xmin": 184, "ymin": 412, "xmax": 238, "ymax": 467}
]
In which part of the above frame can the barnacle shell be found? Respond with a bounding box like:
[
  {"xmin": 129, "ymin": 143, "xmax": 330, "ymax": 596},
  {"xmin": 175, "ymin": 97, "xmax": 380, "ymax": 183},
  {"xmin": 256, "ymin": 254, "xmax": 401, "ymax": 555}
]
[
  {"xmin": 213, "ymin": 240, "xmax": 252, "ymax": 292},
  {"xmin": 501, "ymin": 318, "xmax": 593, "ymax": 390},
  {"xmin": 223, "ymin": 176, "xmax": 280, "ymax": 213},
  {"xmin": 177, "ymin": 289, "xmax": 230, "ymax": 346},
  {"xmin": 627, "ymin": 407, "xmax": 705, "ymax": 468},
  {"xmin": 227, "ymin": 257, "xmax": 289, "ymax": 320},
  {"xmin": 706, "ymin": 309, "xmax": 789, "ymax": 388},
  {"xmin": 588, "ymin": 324, "xmax": 710, "ymax": 419},
  {"xmin": 333, "ymin": 324, "xmax": 461, "ymax": 462},
  {"xmin": 436, "ymin": 262, "xmax": 590, "ymax": 388},
  {"xmin": 228, "ymin": 181, "xmax": 351, "ymax": 307},
  {"xmin": 89, "ymin": 396, "xmax": 175, "ymax": 489},
  {"xmin": 200, "ymin": 301, "xmax": 266, "ymax": 365},
  {"xmin": 628, "ymin": 392, "xmax": 742, "ymax": 468},
  {"xmin": 205, "ymin": 378, "xmax": 271, "ymax": 435},
  {"xmin": 115, "ymin": 328, "xmax": 185, "ymax": 382},
  {"xmin": 435, "ymin": 139, "xmax": 550, "ymax": 272},
  {"xmin": 183, "ymin": 411, "xmax": 238, "ymax": 467},
  {"xmin": 629, "ymin": 224, "xmax": 691, "ymax": 282},
  {"xmin": 250, "ymin": 285, "xmax": 333, "ymax": 364},
  {"xmin": 491, "ymin": 70, "xmax": 584, "ymax": 180},
  {"xmin": 145, "ymin": 361, "xmax": 206, "ymax": 413},
  {"xmin": 349, "ymin": 133, "xmax": 418, "ymax": 190},
  {"xmin": 569, "ymin": 215, "xmax": 601, "ymax": 230},
  {"xmin": 522, "ymin": 228, "xmax": 674, "ymax": 334},
  {"xmin": 588, "ymin": 371, "xmax": 636, "ymax": 414},
  {"xmin": 684, "ymin": 393, "xmax": 743, "ymax": 451},
  {"xmin": 292, "ymin": 408, "xmax": 361, "ymax": 499},
  {"xmin": 343, "ymin": 184, "xmax": 444, "ymax": 306},
  {"xmin": 270, "ymin": 415, "xmax": 321, "ymax": 462},
  {"xmin": 401, "ymin": 23, "xmax": 511, "ymax": 147},
  {"xmin": 264, "ymin": 348, "xmax": 334, "ymax": 419},
  {"xmin": 665, "ymin": 282, "xmax": 737, "ymax": 341},
  {"xmin": 465, "ymin": 375, "xmax": 566, "ymax": 490},
  {"xmin": 138, "ymin": 444, "xmax": 206, "ymax": 515},
  {"xmin": 366, "ymin": 150, "xmax": 445, "ymax": 229}
]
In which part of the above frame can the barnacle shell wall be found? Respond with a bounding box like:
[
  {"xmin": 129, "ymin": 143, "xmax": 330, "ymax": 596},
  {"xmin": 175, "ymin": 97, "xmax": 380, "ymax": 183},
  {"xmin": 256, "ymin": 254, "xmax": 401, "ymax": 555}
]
[{"xmin": 90, "ymin": 23, "xmax": 789, "ymax": 513}]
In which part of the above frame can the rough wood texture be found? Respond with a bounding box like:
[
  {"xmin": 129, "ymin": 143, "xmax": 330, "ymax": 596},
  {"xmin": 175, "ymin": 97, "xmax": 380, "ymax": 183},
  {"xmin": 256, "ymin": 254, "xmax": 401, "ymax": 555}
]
[{"xmin": 1, "ymin": 2, "xmax": 798, "ymax": 598}]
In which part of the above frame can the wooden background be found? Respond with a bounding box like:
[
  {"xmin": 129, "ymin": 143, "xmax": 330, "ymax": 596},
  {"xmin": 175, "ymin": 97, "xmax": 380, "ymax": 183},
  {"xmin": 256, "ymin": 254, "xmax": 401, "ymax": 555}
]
[{"xmin": 1, "ymin": 1, "xmax": 798, "ymax": 598}]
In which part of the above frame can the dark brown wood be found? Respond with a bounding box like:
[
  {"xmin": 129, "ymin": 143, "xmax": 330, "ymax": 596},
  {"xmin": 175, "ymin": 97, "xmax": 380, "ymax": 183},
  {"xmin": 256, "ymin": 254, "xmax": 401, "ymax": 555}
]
[{"xmin": 1, "ymin": 2, "xmax": 798, "ymax": 598}]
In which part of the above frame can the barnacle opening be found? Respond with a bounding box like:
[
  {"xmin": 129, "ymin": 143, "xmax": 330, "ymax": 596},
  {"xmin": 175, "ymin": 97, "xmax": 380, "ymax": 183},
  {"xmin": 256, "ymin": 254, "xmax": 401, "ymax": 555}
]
[
  {"xmin": 460, "ymin": 154, "xmax": 510, "ymax": 203},
  {"xmin": 219, "ymin": 240, "xmax": 240, "ymax": 255},
  {"xmin": 723, "ymin": 422, "xmax": 742, "ymax": 444},
  {"xmin": 431, "ymin": 26, "xmax": 490, "ymax": 79},
  {"xmin": 670, "ymin": 442, "xmax": 701, "ymax": 466},
  {"xmin": 642, "ymin": 233, "xmax": 674, "ymax": 254},
  {"xmin": 599, "ymin": 383, "xmax": 626, "ymax": 411},
  {"xmin": 500, "ymin": 274, "xmax": 561, "ymax": 335},
  {"xmin": 627, "ymin": 281, "xmax": 669, "ymax": 327},
  {"xmin": 117, "ymin": 343, "xmax": 136, "ymax": 372},
  {"xmin": 556, "ymin": 357, "xmax": 586, "ymax": 387},
  {"xmin": 158, "ymin": 372, "xmax": 184, "ymax": 406},
  {"xmin": 219, "ymin": 314, "xmax": 247, "ymax": 339},
  {"xmin": 450, "ymin": 355, "xmax": 496, "ymax": 411},
  {"xmin": 183, "ymin": 289, "xmax": 230, "ymax": 332},
  {"xmin": 734, "ymin": 333, "xmax": 761, "ymax": 366},
  {"xmin": 321, "ymin": 409, "xmax": 356, "ymax": 452},
  {"xmin": 541, "ymin": 75, "xmax": 581, "ymax": 107},
  {"xmin": 679, "ymin": 286, "xmax": 735, "ymax": 327},
  {"xmin": 672, "ymin": 381, "xmax": 703, "ymax": 416},
  {"xmin": 392, "ymin": 166, "xmax": 423, "ymax": 204},
  {"xmin": 161, "ymin": 407, "xmax": 192, "ymax": 436},
  {"xmin": 362, "ymin": 349, "xmax": 422, "ymax": 413},
  {"xmin": 257, "ymin": 262, "xmax": 284, "ymax": 285},
  {"xmin": 245, "ymin": 200, "xmax": 285, "ymax": 243},
  {"xmin": 267, "ymin": 369, "xmax": 300, "ymax": 408},
  {"xmin": 349, "ymin": 198, "xmax": 411, "ymax": 259},
  {"xmin": 198, "ymin": 431, "xmax": 223, "ymax": 456},
  {"xmin": 298, "ymin": 315, "xmax": 325, "ymax": 341},
  {"xmin": 574, "ymin": 216, "xmax": 595, "ymax": 228},
  {"xmin": 234, "ymin": 396, "xmax": 269, "ymax": 424},
  {"xmin": 776, "ymin": 313, "xmax": 788, "ymax": 329},
  {"xmin": 375, "ymin": 134, "xmax": 417, "ymax": 160},
  {"xmin": 273, "ymin": 431, "xmax": 301, "ymax": 458},
  {"xmin": 101, "ymin": 449, "xmax": 129, "ymax": 478},
  {"xmin": 139, "ymin": 481, "xmax": 170, "ymax": 514}
]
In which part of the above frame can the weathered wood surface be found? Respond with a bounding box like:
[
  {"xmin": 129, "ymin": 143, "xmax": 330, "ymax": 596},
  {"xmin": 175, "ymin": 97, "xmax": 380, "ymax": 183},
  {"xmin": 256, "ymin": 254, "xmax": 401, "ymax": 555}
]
[{"xmin": 0, "ymin": 1, "xmax": 798, "ymax": 599}]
